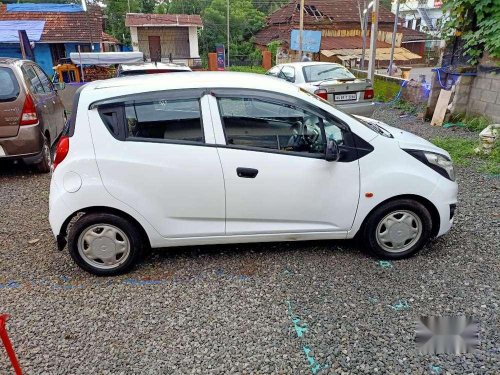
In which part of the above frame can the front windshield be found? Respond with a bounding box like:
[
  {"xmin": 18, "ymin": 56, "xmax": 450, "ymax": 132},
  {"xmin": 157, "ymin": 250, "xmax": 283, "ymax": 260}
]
[
  {"xmin": 302, "ymin": 64, "xmax": 356, "ymax": 83},
  {"xmin": 299, "ymin": 88, "xmax": 393, "ymax": 137}
]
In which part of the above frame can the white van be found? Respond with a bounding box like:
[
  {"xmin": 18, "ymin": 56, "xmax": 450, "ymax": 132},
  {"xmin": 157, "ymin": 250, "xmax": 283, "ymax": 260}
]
[{"xmin": 49, "ymin": 72, "xmax": 458, "ymax": 275}]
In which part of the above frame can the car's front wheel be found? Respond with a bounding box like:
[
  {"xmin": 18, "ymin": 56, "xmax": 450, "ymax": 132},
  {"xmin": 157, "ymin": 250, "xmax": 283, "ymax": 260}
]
[
  {"xmin": 67, "ymin": 213, "xmax": 143, "ymax": 276},
  {"xmin": 362, "ymin": 199, "xmax": 432, "ymax": 259}
]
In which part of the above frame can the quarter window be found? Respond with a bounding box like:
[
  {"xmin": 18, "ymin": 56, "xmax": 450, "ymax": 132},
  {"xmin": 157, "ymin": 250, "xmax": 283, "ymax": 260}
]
[
  {"xmin": 218, "ymin": 97, "xmax": 344, "ymax": 155},
  {"xmin": 124, "ymin": 98, "xmax": 204, "ymax": 143}
]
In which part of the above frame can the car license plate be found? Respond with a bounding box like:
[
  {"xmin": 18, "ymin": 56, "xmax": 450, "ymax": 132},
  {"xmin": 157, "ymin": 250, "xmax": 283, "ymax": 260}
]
[
  {"xmin": 334, "ymin": 93, "xmax": 357, "ymax": 101},
  {"xmin": 0, "ymin": 146, "xmax": 5, "ymax": 157}
]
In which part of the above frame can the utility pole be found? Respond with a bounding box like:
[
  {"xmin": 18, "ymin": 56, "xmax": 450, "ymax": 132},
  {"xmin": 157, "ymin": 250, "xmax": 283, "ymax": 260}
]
[
  {"xmin": 227, "ymin": 0, "xmax": 230, "ymax": 67},
  {"xmin": 388, "ymin": 0, "xmax": 400, "ymax": 76},
  {"xmin": 298, "ymin": 0, "xmax": 305, "ymax": 61},
  {"xmin": 361, "ymin": 10, "xmax": 367, "ymax": 69},
  {"xmin": 367, "ymin": 0, "xmax": 379, "ymax": 82}
]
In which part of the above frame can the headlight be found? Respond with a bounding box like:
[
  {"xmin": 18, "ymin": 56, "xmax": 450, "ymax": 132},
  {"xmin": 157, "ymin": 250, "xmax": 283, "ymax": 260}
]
[{"xmin": 404, "ymin": 150, "xmax": 455, "ymax": 181}]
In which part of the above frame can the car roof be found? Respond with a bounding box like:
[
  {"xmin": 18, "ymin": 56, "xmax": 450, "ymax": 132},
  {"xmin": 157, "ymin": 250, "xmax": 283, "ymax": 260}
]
[
  {"xmin": 278, "ymin": 62, "xmax": 345, "ymax": 68},
  {"xmin": 83, "ymin": 71, "xmax": 300, "ymax": 94},
  {"xmin": 119, "ymin": 62, "xmax": 191, "ymax": 71}
]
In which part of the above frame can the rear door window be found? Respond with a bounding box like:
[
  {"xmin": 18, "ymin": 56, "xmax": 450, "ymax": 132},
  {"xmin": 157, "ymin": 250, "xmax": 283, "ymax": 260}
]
[
  {"xmin": 0, "ymin": 67, "xmax": 20, "ymax": 102},
  {"xmin": 21, "ymin": 65, "xmax": 45, "ymax": 95},
  {"xmin": 33, "ymin": 65, "xmax": 54, "ymax": 93},
  {"xmin": 124, "ymin": 98, "xmax": 204, "ymax": 143}
]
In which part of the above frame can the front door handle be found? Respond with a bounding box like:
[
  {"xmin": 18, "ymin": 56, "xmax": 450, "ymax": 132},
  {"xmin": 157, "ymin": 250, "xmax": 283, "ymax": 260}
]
[{"xmin": 237, "ymin": 167, "xmax": 258, "ymax": 178}]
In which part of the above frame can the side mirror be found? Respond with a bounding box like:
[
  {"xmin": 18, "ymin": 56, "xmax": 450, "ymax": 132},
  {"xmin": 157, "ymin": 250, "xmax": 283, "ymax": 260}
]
[
  {"xmin": 54, "ymin": 82, "xmax": 66, "ymax": 91},
  {"xmin": 325, "ymin": 138, "xmax": 340, "ymax": 162}
]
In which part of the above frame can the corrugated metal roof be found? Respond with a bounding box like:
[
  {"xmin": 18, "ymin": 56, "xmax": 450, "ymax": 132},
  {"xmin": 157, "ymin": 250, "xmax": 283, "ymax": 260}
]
[
  {"xmin": 267, "ymin": 0, "xmax": 399, "ymax": 26},
  {"xmin": 125, "ymin": 13, "xmax": 203, "ymax": 27},
  {"xmin": 321, "ymin": 47, "xmax": 422, "ymax": 61},
  {"xmin": 321, "ymin": 36, "xmax": 390, "ymax": 50}
]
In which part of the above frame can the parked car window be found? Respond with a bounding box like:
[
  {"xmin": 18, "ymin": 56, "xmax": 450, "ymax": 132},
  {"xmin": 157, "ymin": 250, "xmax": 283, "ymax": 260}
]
[
  {"xmin": 21, "ymin": 65, "xmax": 45, "ymax": 95},
  {"xmin": 124, "ymin": 98, "xmax": 204, "ymax": 143},
  {"xmin": 33, "ymin": 65, "xmax": 54, "ymax": 93},
  {"xmin": 302, "ymin": 64, "xmax": 355, "ymax": 82},
  {"xmin": 279, "ymin": 66, "xmax": 295, "ymax": 82},
  {"xmin": 265, "ymin": 66, "xmax": 282, "ymax": 77},
  {"xmin": 218, "ymin": 97, "xmax": 340, "ymax": 155},
  {"xmin": 0, "ymin": 67, "xmax": 20, "ymax": 102}
]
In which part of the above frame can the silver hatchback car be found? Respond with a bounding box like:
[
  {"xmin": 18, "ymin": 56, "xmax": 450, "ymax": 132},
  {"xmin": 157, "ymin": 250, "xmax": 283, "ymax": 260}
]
[{"xmin": 266, "ymin": 62, "xmax": 375, "ymax": 116}]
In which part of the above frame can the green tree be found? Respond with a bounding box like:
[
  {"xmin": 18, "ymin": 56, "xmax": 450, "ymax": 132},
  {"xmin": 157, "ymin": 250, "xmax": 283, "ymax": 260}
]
[
  {"xmin": 441, "ymin": 0, "xmax": 500, "ymax": 64},
  {"xmin": 155, "ymin": 0, "xmax": 206, "ymax": 14},
  {"xmin": 200, "ymin": 0, "xmax": 266, "ymax": 56}
]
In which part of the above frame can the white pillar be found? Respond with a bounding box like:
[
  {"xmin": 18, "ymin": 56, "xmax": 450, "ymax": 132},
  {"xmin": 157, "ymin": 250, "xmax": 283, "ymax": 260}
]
[
  {"xmin": 188, "ymin": 26, "xmax": 200, "ymax": 58},
  {"xmin": 130, "ymin": 26, "xmax": 139, "ymax": 51}
]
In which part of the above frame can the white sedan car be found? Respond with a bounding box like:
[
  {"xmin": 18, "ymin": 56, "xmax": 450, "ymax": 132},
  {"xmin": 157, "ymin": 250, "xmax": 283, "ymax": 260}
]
[
  {"xmin": 49, "ymin": 72, "xmax": 457, "ymax": 275},
  {"xmin": 267, "ymin": 62, "xmax": 375, "ymax": 116}
]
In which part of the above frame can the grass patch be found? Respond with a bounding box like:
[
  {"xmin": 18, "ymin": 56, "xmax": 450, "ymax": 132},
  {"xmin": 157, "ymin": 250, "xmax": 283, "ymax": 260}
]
[
  {"xmin": 446, "ymin": 113, "xmax": 491, "ymax": 132},
  {"xmin": 392, "ymin": 99, "xmax": 424, "ymax": 116},
  {"xmin": 432, "ymin": 137, "xmax": 477, "ymax": 166},
  {"xmin": 227, "ymin": 66, "xmax": 266, "ymax": 74},
  {"xmin": 373, "ymin": 79, "xmax": 401, "ymax": 102},
  {"xmin": 432, "ymin": 137, "xmax": 499, "ymax": 175}
]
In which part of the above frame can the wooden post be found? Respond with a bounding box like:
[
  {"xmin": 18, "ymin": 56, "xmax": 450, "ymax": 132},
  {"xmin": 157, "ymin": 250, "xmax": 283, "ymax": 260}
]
[{"xmin": 208, "ymin": 53, "xmax": 217, "ymax": 71}]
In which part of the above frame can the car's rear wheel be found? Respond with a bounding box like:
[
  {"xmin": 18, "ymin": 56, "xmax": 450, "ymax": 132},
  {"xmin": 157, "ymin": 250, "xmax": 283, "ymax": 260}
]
[
  {"xmin": 68, "ymin": 213, "xmax": 143, "ymax": 276},
  {"xmin": 362, "ymin": 199, "xmax": 432, "ymax": 259},
  {"xmin": 35, "ymin": 135, "xmax": 52, "ymax": 173}
]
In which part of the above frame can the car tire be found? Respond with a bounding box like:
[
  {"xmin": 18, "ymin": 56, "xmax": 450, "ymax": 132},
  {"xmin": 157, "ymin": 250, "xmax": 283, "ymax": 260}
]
[
  {"xmin": 67, "ymin": 213, "xmax": 143, "ymax": 276},
  {"xmin": 362, "ymin": 199, "xmax": 432, "ymax": 259},
  {"xmin": 35, "ymin": 135, "xmax": 52, "ymax": 173}
]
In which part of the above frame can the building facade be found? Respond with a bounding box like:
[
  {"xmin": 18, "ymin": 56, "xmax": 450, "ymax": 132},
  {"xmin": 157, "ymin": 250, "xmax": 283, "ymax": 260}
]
[
  {"xmin": 392, "ymin": 0, "xmax": 444, "ymax": 36},
  {"xmin": 255, "ymin": 0, "xmax": 428, "ymax": 67},
  {"xmin": 125, "ymin": 13, "xmax": 202, "ymax": 67},
  {"xmin": 0, "ymin": 4, "xmax": 119, "ymax": 76}
]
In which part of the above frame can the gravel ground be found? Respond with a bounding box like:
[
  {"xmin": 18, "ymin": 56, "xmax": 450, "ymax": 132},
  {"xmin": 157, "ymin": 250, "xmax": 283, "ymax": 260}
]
[{"xmin": 0, "ymin": 108, "xmax": 498, "ymax": 374}]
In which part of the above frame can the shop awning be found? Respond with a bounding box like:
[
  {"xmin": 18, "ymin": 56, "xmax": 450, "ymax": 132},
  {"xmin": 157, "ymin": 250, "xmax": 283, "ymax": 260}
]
[{"xmin": 70, "ymin": 52, "xmax": 144, "ymax": 65}]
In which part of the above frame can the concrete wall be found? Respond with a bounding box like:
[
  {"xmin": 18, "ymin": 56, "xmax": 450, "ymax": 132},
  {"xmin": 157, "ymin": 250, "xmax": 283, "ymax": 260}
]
[
  {"xmin": 428, "ymin": 65, "xmax": 500, "ymax": 123},
  {"xmin": 467, "ymin": 70, "xmax": 500, "ymax": 122}
]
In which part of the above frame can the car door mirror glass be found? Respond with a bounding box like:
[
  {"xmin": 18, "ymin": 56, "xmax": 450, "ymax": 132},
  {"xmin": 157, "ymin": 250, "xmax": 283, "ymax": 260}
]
[
  {"xmin": 54, "ymin": 82, "xmax": 66, "ymax": 91},
  {"xmin": 325, "ymin": 138, "xmax": 340, "ymax": 161}
]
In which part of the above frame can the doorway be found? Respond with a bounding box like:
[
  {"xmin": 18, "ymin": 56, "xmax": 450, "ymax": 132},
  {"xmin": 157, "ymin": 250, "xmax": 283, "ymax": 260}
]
[{"xmin": 148, "ymin": 36, "xmax": 161, "ymax": 62}]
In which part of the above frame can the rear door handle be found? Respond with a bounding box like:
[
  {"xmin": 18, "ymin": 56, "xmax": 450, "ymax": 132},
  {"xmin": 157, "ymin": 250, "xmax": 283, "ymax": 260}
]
[{"xmin": 236, "ymin": 167, "xmax": 258, "ymax": 178}]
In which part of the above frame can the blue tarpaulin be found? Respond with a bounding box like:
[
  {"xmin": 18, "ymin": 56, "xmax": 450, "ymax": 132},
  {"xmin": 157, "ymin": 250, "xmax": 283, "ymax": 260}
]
[
  {"xmin": 0, "ymin": 21, "xmax": 45, "ymax": 43},
  {"xmin": 6, "ymin": 4, "xmax": 84, "ymax": 13}
]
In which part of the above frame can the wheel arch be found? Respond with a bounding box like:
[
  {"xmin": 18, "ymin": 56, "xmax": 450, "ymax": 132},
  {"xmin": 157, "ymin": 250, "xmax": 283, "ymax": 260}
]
[
  {"xmin": 58, "ymin": 206, "xmax": 151, "ymax": 250},
  {"xmin": 357, "ymin": 194, "xmax": 441, "ymax": 238}
]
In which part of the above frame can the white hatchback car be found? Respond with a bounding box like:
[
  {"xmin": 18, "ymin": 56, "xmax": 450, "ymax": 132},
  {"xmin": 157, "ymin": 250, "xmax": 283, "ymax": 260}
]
[{"xmin": 49, "ymin": 72, "xmax": 457, "ymax": 275}]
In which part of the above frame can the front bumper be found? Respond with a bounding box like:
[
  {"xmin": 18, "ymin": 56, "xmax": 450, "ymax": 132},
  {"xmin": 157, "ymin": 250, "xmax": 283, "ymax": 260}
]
[
  {"xmin": 429, "ymin": 178, "xmax": 459, "ymax": 237},
  {"xmin": 337, "ymin": 102, "xmax": 376, "ymax": 117},
  {"xmin": 0, "ymin": 123, "xmax": 44, "ymax": 162}
]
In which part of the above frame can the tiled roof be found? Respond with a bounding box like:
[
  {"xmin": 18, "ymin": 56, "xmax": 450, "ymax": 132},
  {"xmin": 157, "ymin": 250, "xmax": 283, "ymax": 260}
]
[
  {"xmin": 102, "ymin": 32, "xmax": 120, "ymax": 44},
  {"xmin": 0, "ymin": 4, "xmax": 104, "ymax": 43},
  {"xmin": 125, "ymin": 13, "xmax": 203, "ymax": 27},
  {"xmin": 267, "ymin": 0, "xmax": 398, "ymax": 26}
]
